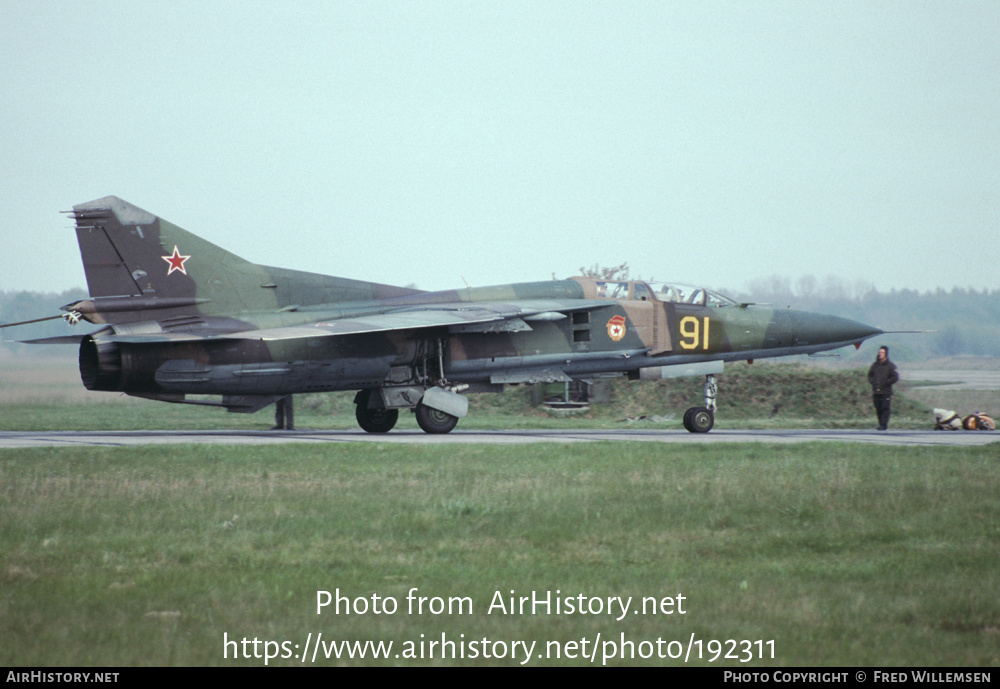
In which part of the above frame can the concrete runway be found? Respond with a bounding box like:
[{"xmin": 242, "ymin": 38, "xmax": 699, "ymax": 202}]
[
  {"xmin": 903, "ymin": 369, "xmax": 1000, "ymax": 391},
  {"xmin": 3, "ymin": 366, "xmax": 995, "ymax": 450},
  {"xmin": 1, "ymin": 428, "xmax": 996, "ymax": 448}
]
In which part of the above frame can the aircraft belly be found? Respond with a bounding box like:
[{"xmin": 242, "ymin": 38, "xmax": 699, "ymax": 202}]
[
  {"xmin": 153, "ymin": 357, "xmax": 395, "ymax": 395},
  {"xmin": 134, "ymin": 333, "xmax": 399, "ymax": 395},
  {"xmin": 447, "ymin": 349, "xmax": 650, "ymax": 384}
]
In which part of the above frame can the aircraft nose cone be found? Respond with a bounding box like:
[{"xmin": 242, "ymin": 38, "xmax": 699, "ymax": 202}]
[{"xmin": 787, "ymin": 310, "xmax": 882, "ymax": 347}]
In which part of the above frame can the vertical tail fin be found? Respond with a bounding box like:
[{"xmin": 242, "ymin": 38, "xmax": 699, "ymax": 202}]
[
  {"xmin": 68, "ymin": 196, "xmax": 421, "ymax": 324},
  {"xmin": 70, "ymin": 196, "xmax": 256, "ymax": 308}
]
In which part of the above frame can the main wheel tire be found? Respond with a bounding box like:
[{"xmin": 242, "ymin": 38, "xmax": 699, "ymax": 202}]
[
  {"xmin": 682, "ymin": 407, "xmax": 696, "ymax": 430},
  {"xmin": 415, "ymin": 403, "xmax": 459, "ymax": 434},
  {"xmin": 683, "ymin": 406, "xmax": 714, "ymax": 433},
  {"xmin": 355, "ymin": 390, "xmax": 399, "ymax": 433}
]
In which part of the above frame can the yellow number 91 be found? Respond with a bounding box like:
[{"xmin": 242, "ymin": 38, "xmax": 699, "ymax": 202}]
[{"xmin": 679, "ymin": 316, "xmax": 711, "ymax": 350}]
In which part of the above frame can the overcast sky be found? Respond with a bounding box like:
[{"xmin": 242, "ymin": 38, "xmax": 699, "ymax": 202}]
[{"xmin": 2, "ymin": 1, "xmax": 997, "ymax": 298}]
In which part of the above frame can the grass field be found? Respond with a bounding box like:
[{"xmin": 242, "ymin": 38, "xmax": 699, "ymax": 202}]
[
  {"xmin": 2, "ymin": 443, "xmax": 998, "ymax": 667},
  {"xmin": 2, "ymin": 354, "xmax": 997, "ymax": 666}
]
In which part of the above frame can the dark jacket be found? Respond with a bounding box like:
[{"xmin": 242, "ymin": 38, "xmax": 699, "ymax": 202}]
[{"xmin": 868, "ymin": 358, "xmax": 899, "ymax": 396}]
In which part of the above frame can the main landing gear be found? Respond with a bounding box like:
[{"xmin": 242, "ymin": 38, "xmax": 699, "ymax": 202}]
[
  {"xmin": 353, "ymin": 383, "xmax": 466, "ymax": 435},
  {"xmin": 682, "ymin": 374, "xmax": 717, "ymax": 433},
  {"xmin": 414, "ymin": 403, "xmax": 459, "ymax": 434},
  {"xmin": 354, "ymin": 389, "xmax": 399, "ymax": 433}
]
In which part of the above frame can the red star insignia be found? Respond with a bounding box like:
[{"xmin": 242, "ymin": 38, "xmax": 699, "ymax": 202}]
[{"xmin": 162, "ymin": 245, "xmax": 191, "ymax": 275}]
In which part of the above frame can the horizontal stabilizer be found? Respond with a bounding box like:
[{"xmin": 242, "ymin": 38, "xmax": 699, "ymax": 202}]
[{"xmin": 20, "ymin": 335, "xmax": 88, "ymax": 345}]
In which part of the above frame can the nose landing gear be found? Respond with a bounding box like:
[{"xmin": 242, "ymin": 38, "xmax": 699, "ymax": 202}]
[{"xmin": 683, "ymin": 374, "xmax": 717, "ymax": 433}]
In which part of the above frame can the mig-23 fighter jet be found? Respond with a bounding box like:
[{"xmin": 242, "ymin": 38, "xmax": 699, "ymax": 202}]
[{"xmin": 5, "ymin": 196, "xmax": 882, "ymax": 433}]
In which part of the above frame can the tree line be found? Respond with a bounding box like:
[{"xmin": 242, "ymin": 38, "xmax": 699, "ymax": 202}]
[{"xmin": 727, "ymin": 278, "xmax": 1000, "ymax": 359}]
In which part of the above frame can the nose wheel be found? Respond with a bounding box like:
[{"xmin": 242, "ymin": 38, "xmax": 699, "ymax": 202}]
[
  {"xmin": 683, "ymin": 374, "xmax": 717, "ymax": 433},
  {"xmin": 683, "ymin": 407, "xmax": 715, "ymax": 433}
]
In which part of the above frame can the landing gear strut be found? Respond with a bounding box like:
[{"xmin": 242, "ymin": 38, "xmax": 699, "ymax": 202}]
[{"xmin": 683, "ymin": 374, "xmax": 717, "ymax": 433}]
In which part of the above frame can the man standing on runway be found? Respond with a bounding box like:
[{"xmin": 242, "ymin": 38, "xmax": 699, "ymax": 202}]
[{"xmin": 868, "ymin": 346, "xmax": 899, "ymax": 431}]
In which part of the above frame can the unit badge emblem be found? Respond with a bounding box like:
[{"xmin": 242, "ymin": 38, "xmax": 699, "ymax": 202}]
[{"xmin": 606, "ymin": 315, "xmax": 627, "ymax": 341}]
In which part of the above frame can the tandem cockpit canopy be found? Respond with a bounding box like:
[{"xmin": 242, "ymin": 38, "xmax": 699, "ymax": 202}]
[
  {"xmin": 646, "ymin": 282, "xmax": 739, "ymax": 307},
  {"xmin": 573, "ymin": 277, "xmax": 739, "ymax": 307}
]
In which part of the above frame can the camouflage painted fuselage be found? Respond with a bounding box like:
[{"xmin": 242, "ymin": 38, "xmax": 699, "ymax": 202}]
[{"xmin": 57, "ymin": 196, "xmax": 880, "ymax": 423}]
